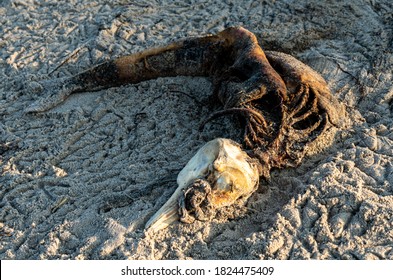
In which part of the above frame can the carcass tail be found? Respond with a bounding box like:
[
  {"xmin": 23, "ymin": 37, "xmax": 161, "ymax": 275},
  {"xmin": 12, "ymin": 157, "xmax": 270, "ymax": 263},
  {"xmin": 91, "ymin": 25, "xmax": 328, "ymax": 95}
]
[
  {"xmin": 25, "ymin": 34, "xmax": 227, "ymax": 113},
  {"xmin": 69, "ymin": 35, "xmax": 229, "ymax": 92}
]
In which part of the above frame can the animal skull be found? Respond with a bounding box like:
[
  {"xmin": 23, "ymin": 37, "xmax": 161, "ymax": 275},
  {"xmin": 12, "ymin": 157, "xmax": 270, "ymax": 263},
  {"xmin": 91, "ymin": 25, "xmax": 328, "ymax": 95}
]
[{"xmin": 145, "ymin": 138, "xmax": 260, "ymax": 232}]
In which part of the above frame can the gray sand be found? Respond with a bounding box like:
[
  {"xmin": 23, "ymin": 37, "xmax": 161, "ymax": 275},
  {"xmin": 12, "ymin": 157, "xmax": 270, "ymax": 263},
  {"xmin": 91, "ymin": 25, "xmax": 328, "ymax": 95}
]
[{"xmin": 1, "ymin": 0, "xmax": 393, "ymax": 259}]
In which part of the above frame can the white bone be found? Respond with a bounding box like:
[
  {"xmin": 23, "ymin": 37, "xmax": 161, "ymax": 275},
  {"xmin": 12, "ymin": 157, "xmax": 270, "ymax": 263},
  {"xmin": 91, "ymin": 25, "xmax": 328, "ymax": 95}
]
[{"xmin": 144, "ymin": 138, "xmax": 259, "ymax": 233}]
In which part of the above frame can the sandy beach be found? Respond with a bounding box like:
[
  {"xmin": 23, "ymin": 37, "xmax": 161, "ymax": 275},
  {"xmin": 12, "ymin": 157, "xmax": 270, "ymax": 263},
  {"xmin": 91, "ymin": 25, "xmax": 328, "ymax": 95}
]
[{"xmin": 1, "ymin": 0, "xmax": 393, "ymax": 259}]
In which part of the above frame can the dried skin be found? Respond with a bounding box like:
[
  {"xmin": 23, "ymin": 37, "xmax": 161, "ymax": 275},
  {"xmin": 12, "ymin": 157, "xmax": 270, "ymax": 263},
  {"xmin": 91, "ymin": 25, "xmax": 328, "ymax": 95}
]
[{"xmin": 26, "ymin": 27, "xmax": 345, "ymax": 228}]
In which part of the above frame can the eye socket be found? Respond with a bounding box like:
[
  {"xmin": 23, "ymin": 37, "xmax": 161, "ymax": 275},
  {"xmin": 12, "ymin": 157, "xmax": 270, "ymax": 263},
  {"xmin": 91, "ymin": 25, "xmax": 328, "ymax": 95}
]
[{"xmin": 212, "ymin": 171, "xmax": 236, "ymax": 192}]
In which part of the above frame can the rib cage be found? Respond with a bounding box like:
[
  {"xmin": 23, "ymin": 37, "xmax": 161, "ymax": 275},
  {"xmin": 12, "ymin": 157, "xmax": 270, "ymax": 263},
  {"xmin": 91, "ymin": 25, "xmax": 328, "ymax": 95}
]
[
  {"xmin": 263, "ymin": 51, "xmax": 343, "ymax": 170},
  {"xmin": 205, "ymin": 48, "xmax": 344, "ymax": 177}
]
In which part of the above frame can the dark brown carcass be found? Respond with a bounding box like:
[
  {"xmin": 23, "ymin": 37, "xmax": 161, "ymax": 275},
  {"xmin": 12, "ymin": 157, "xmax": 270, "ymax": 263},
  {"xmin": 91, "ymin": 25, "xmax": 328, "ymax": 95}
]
[{"xmin": 26, "ymin": 27, "xmax": 344, "ymax": 232}]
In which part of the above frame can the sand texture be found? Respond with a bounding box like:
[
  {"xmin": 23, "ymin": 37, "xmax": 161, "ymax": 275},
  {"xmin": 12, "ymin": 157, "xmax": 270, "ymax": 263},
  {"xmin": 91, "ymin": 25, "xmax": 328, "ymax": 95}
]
[{"xmin": 1, "ymin": 0, "xmax": 393, "ymax": 259}]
